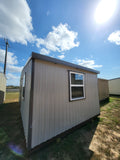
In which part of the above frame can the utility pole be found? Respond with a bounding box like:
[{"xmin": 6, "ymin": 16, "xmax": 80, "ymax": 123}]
[{"xmin": 4, "ymin": 39, "xmax": 9, "ymax": 75}]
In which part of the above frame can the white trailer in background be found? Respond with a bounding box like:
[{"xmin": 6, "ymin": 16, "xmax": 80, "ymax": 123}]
[
  {"xmin": 109, "ymin": 78, "xmax": 120, "ymax": 95},
  {"xmin": 0, "ymin": 73, "xmax": 6, "ymax": 104},
  {"xmin": 98, "ymin": 78, "xmax": 109, "ymax": 101}
]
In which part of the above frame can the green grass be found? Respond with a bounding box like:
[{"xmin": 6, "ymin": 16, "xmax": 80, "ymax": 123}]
[
  {"xmin": 0, "ymin": 93, "xmax": 120, "ymax": 160},
  {"xmin": 4, "ymin": 92, "xmax": 19, "ymax": 103}
]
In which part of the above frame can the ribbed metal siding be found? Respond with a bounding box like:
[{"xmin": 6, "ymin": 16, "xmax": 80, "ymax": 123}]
[
  {"xmin": 31, "ymin": 59, "xmax": 100, "ymax": 148},
  {"xmin": 0, "ymin": 73, "xmax": 6, "ymax": 103},
  {"xmin": 109, "ymin": 79, "xmax": 120, "ymax": 95},
  {"xmin": 98, "ymin": 79, "xmax": 109, "ymax": 101},
  {"xmin": 20, "ymin": 60, "xmax": 32, "ymax": 144},
  {"xmin": 0, "ymin": 73, "xmax": 6, "ymax": 92}
]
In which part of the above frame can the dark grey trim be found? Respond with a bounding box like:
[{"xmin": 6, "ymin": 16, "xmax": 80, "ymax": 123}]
[
  {"xmin": 27, "ymin": 59, "xmax": 35, "ymax": 150},
  {"xmin": 98, "ymin": 78, "xmax": 108, "ymax": 81},
  {"xmin": 109, "ymin": 94, "xmax": 120, "ymax": 96},
  {"xmin": 31, "ymin": 52, "xmax": 100, "ymax": 74},
  {"xmin": 68, "ymin": 71, "xmax": 71, "ymax": 102},
  {"xmin": 109, "ymin": 77, "xmax": 120, "ymax": 81},
  {"xmin": 99, "ymin": 97, "xmax": 109, "ymax": 103},
  {"xmin": 29, "ymin": 113, "xmax": 100, "ymax": 153}
]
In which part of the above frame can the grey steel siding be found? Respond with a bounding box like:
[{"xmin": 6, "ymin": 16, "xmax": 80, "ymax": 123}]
[
  {"xmin": 98, "ymin": 79, "xmax": 109, "ymax": 101},
  {"xmin": 109, "ymin": 79, "xmax": 120, "ymax": 95},
  {"xmin": 0, "ymin": 73, "xmax": 6, "ymax": 104},
  {"xmin": 31, "ymin": 59, "xmax": 100, "ymax": 148},
  {"xmin": 20, "ymin": 60, "xmax": 32, "ymax": 145}
]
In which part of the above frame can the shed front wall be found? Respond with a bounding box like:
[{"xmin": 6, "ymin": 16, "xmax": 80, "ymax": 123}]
[
  {"xmin": 20, "ymin": 60, "xmax": 32, "ymax": 145},
  {"xmin": 0, "ymin": 73, "xmax": 6, "ymax": 104},
  {"xmin": 98, "ymin": 79, "xmax": 109, "ymax": 101},
  {"xmin": 109, "ymin": 79, "xmax": 120, "ymax": 95},
  {"xmin": 31, "ymin": 59, "xmax": 100, "ymax": 148}
]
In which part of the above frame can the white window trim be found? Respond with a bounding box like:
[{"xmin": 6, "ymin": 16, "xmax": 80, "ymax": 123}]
[{"xmin": 69, "ymin": 71, "xmax": 85, "ymax": 101}]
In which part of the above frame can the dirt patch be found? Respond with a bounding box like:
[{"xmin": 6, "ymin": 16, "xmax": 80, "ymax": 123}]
[
  {"xmin": 90, "ymin": 125, "xmax": 120, "ymax": 159},
  {"xmin": 0, "ymin": 95, "xmax": 120, "ymax": 160},
  {"xmin": 90, "ymin": 97, "xmax": 120, "ymax": 160}
]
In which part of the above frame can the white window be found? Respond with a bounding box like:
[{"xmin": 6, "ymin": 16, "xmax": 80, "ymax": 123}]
[
  {"xmin": 22, "ymin": 73, "xmax": 26, "ymax": 99},
  {"xmin": 69, "ymin": 71, "xmax": 85, "ymax": 101}
]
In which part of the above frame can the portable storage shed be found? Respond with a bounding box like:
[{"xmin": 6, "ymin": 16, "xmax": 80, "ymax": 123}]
[
  {"xmin": 109, "ymin": 78, "xmax": 120, "ymax": 95},
  {"xmin": 98, "ymin": 78, "xmax": 109, "ymax": 101},
  {"xmin": 20, "ymin": 52, "xmax": 100, "ymax": 150},
  {"xmin": 0, "ymin": 73, "xmax": 6, "ymax": 104}
]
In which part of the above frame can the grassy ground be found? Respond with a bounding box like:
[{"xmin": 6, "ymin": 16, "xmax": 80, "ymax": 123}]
[
  {"xmin": 4, "ymin": 92, "xmax": 19, "ymax": 103},
  {"xmin": 0, "ymin": 93, "xmax": 120, "ymax": 160}
]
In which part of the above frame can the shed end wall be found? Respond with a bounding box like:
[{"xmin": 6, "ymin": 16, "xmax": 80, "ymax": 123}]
[{"xmin": 31, "ymin": 59, "xmax": 100, "ymax": 148}]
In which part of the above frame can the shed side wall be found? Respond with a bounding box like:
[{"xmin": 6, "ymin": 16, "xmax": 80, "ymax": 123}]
[
  {"xmin": 31, "ymin": 59, "xmax": 100, "ymax": 148},
  {"xmin": 98, "ymin": 79, "xmax": 109, "ymax": 101},
  {"xmin": 20, "ymin": 60, "xmax": 32, "ymax": 145},
  {"xmin": 109, "ymin": 79, "xmax": 120, "ymax": 95}
]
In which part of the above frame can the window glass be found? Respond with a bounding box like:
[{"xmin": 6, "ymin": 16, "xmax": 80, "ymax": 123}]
[
  {"xmin": 71, "ymin": 73, "xmax": 83, "ymax": 85},
  {"xmin": 72, "ymin": 87, "xmax": 84, "ymax": 99},
  {"xmin": 69, "ymin": 71, "xmax": 85, "ymax": 101}
]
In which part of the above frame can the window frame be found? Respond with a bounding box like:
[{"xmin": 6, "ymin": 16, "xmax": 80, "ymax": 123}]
[
  {"xmin": 22, "ymin": 73, "xmax": 26, "ymax": 100},
  {"xmin": 69, "ymin": 71, "xmax": 85, "ymax": 101}
]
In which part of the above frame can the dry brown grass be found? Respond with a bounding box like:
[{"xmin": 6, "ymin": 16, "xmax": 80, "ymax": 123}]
[
  {"xmin": 4, "ymin": 92, "xmax": 19, "ymax": 103},
  {"xmin": 90, "ymin": 96, "xmax": 120, "ymax": 160},
  {"xmin": 0, "ymin": 94, "xmax": 120, "ymax": 160}
]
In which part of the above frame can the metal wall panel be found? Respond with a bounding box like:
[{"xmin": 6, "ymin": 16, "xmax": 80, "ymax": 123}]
[
  {"xmin": 0, "ymin": 73, "xmax": 6, "ymax": 104},
  {"xmin": 31, "ymin": 59, "xmax": 100, "ymax": 148},
  {"xmin": 98, "ymin": 78, "xmax": 109, "ymax": 101},
  {"xmin": 109, "ymin": 79, "xmax": 120, "ymax": 95},
  {"xmin": 20, "ymin": 60, "xmax": 32, "ymax": 144}
]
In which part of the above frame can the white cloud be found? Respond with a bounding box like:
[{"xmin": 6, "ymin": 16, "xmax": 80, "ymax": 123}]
[
  {"xmin": 7, "ymin": 73, "xmax": 19, "ymax": 80},
  {"xmin": 0, "ymin": 0, "xmax": 35, "ymax": 44},
  {"xmin": 108, "ymin": 30, "xmax": 120, "ymax": 45},
  {"xmin": 74, "ymin": 58, "xmax": 102, "ymax": 69},
  {"xmin": 58, "ymin": 55, "xmax": 65, "ymax": 59},
  {"xmin": 36, "ymin": 23, "xmax": 79, "ymax": 53},
  {"xmin": 7, "ymin": 65, "xmax": 23, "ymax": 73},
  {"xmin": 6, "ymin": 73, "xmax": 20, "ymax": 86},
  {"xmin": 0, "ymin": 49, "xmax": 17, "ymax": 65},
  {"xmin": 40, "ymin": 48, "xmax": 50, "ymax": 55},
  {"xmin": 0, "ymin": 49, "xmax": 23, "ymax": 73}
]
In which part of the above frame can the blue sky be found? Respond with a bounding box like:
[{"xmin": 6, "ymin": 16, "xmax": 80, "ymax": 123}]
[{"xmin": 0, "ymin": 0, "xmax": 120, "ymax": 85}]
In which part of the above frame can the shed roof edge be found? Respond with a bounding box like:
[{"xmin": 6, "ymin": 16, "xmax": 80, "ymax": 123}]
[
  {"xmin": 109, "ymin": 77, "xmax": 120, "ymax": 81},
  {"xmin": 31, "ymin": 52, "xmax": 100, "ymax": 74}
]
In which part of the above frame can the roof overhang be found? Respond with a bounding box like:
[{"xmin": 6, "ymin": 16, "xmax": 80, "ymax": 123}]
[{"xmin": 31, "ymin": 52, "xmax": 100, "ymax": 74}]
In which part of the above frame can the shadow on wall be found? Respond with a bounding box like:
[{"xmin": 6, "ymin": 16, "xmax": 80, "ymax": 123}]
[
  {"xmin": 0, "ymin": 90, "xmax": 5, "ymax": 104},
  {"xmin": 0, "ymin": 100, "xmax": 100, "ymax": 159},
  {"xmin": 30, "ymin": 117, "xmax": 99, "ymax": 160},
  {"xmin": 100, "ymin": 97, "xmax": 110, "ymax": 107}
]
